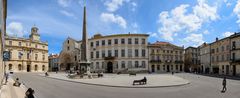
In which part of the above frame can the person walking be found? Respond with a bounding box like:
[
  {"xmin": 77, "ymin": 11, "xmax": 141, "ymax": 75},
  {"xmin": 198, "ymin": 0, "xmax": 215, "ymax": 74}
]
[
  {"xmin": 25, "ymin": 88, "xmax": 35, "ymax": 98},
  {"xmin": 5, "ymin": 73, "xmax": 9, "ymax": 84},
  {"xmin": 222, "ymin": 77, "xmax": 227, "ymax": 92}
]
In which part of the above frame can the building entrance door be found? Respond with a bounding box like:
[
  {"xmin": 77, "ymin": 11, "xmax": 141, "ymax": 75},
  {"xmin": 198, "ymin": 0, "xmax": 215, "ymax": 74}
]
[
  {"xmin": 27, "ymin": 65, "xmax": 31, "ymax": 72},
  {"xmin": 233, "ymin": 65, "xmax": 236, "ymax": 76},
  {"xmin": 226, "ymin": 65, "xmax": 229, "ymax": 75},
  {"xmin": 107, "ymin": 62, "xmax": 113, "ymax": 73},
  {"xmin": 167, "ymin": 65, "xmax": 170, "ymax": 72},
  {"xmin": 151, "ymin": 65, "xmax": 155, "ymax": 72}
]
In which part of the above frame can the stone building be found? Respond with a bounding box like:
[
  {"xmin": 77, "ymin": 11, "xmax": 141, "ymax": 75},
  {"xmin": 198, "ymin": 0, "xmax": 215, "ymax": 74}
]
[
  {"xmin": 199, "ymin": 43, "xmax": 210, "ymax": 73},
  {"xmin": 230, "ymin": 33, "xmax": 240, "ymax": 76},
  {"xmin": 184, "ymin": 47, "xmax": 200, "ymax": 72},
  {"xmin": 148, "ymin": 41, "xmax": 184, "ymax": 73},
  {"xmin": 59, "ymin": 33, "xmax": 149, "ymax": 73},
  {"xmin": 210, "ymin": 37, "xmax": 231, "ymax": 74},
  {"xmin": 4, "ymin": 26, "xmax": 48, "ymax": 72},
  {"xmin": 0, "ymin": 0, "xmax": 7, "ymax": 87},
  {"xmin": 48, "ymin": 54, "xmax": 59, "ymax": 71}
]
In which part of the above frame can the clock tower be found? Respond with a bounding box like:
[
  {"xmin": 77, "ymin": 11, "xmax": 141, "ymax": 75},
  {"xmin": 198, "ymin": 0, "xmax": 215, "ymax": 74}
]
[{"xmin": 29, "ymin": 25, "xmax": 40, "ymax": 41}]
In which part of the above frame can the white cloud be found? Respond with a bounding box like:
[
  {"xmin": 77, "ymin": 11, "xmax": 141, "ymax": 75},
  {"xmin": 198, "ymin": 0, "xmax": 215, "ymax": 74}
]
[
  {"xmin": 234, "ymin": 0, "xmax": 240, "ymax": 26},
  {"xmin": 222, "ymin": 31, "xmax": 234, "ymax": 37},
  {"xmin": 104, "ymin": 0, "xmax": 130, "ymax": 12},
  {"xmin": 131, "ymin": 2, "xmax": 137, "ymax": 11},
  {"xmin": 184, "ymin": 33, "xmax": 204, "ymax": 46},
  {"xmin": 147, "ymin": 32, "xmax": 158, "ymax": 38},
  {"xmin": 7, "ymin": 22, "xmax": 24, "ymax": 37},
  {"xmin": 57, "ymin": 0, "xmax": 71, "ymax": 7},
  {"xmin": 60, "ymin": 10, "xmax": 77, "ymax": 19},
  {"xmin": 203, "ymin": 30, "xmax": 209, "ymax": 34},
  {"xmin": 157, "ymin": 0, "xmax": 218, "ymax": 41},
  {"xmin": 100, "ymin": 13, "xmax": 127, "ymax": 29}
]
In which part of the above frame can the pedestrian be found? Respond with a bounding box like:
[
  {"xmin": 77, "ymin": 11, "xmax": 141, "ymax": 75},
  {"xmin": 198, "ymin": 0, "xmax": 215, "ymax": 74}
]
[
  {"xmin": 25, "ymin": 88, "xmax": 35, "ymax": 98},
  {"xmin": 5, "ymin": 73, "xmax": 9, "ymax": 84},
  {"xmin": 222, "ymin": 77, "xmax": 227, "ymax": 92}
]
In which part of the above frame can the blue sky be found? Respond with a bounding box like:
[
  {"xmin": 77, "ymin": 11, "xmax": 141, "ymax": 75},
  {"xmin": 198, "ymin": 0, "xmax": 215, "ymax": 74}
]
[{"xmin": 6, "ymin": 0, "xmax": 240, "ymax": 54}]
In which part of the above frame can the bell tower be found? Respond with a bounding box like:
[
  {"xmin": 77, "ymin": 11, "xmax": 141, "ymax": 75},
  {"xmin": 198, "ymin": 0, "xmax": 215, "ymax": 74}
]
[{"xmin": 29, "ymin": 25, "xmax": 40, "ymax": 41}]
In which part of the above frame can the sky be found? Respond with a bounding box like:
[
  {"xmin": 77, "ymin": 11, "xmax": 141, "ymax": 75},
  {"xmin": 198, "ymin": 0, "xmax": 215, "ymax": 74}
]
[{"xmin": 6, "ymin": 0, "xmax": 240, "ymax": 54}]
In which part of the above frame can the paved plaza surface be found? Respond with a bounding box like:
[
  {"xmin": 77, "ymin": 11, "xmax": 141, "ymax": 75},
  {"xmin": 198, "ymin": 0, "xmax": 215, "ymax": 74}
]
[
  {"xmin": 40, "ymin": 73, "xmax": 189, "ymax": 88},
  {"xmin": 14, "ymin": 73, "xmax": 240, "ymax": 98}
]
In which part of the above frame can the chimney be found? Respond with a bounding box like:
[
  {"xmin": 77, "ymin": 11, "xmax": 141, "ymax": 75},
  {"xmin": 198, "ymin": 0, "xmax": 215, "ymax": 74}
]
[{"xmin": 216, "ymin": 37, "xmax": 218, "ymax": 41}]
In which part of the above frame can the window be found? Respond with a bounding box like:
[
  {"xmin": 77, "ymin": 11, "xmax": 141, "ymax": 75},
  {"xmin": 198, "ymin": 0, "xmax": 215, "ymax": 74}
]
[
  {"xmin": 121, "ymin": 49, "xmax": 125, "ymax": 57},
  {"xmin": 8, "ymin": 64, "xmax": 12, "ymax": 70},
  {"xmin": 96, "ymin": 41, "xmax": 99, "ymax": 46},
  {"xmin": 114, "ymin": 39, "xmax": 118, "ymax": 44},
  {"xmin": 42, "ymin": 65, "xmax": 45, "ymax": 71},
  {"xmin": 121, "ymin": 38, "xmax": 125, "ymax": 44},
  {"xmin": 108, "ymin": 39, "xmax": 111, "ymax": 45},
  {"xmin": 102, "ymin": 40, "xmax": 105, "ymax": 46},
  {"xmin": 142, "ymin": 61, "xmax": 146, "ymax": 68},
  {"xmin": 67, "ymin": 46, "xmax": 70, "ymax": 50},
  {"xmin": 171, "ymin": 65, "xmax": 173, "ymax": 70},
  {"xmin": 96, "ymin": 51, "xmax": 99, "ymax": 58},
  {"xmin": 128, "ymin": 38, "xmax": 132, "ymax": 44},
  {"xmin": 102, "ymin": 62, "xmax": 105, "ymax": 69},
  {"xmin": 121, "ymin": 61, "xmax": 125, "ymax": 69},
  {"xmin": 74, "ymin": 55, "xmax": 77, "ymax": 61},
  {"xmin": 135, "ymin": 49, "xmax": 139, "ymax": 57},
  {"xmin": 142, "ymin": 49, "xmax": 146, "ymax": 57},
  {"xmin": 232, "ymin": 53, "xmax": 235, "ymax": 60},
  {"xmin": 35, "ymin": 54, "xmax": 38, "ymax": 60},
  {"xmin": 108, "ymin": 50, "xmax": 112, "ymax": 57},
  {"xmin": 9, "ymin": 41, "xmax": 12, "ymax": 45},
  {"xmin": 232, "ymin": 41, "xmax": 236, "ymax": 49},
  {"xmin": 91, "ymin": 42, "xmax": 94, "ymax": 47},
  {"xmin": 35, "ymin": 44, "xmax": 38, "ymax": 48},
  {"xmin": 67, "ymin": 40, "xmax": 69, "ymax": 44},
  {"xmin": 91, "ymin": 52, "xmax": 94, "ymax": 58},
  {"xmin": 102, "ymin": 50, "xmax": 105, "ymax": 58},
  {"xmin": 157, "ymin": 65, "xmax": 160, "ymax": 70},
  {"xmin": 128, "ymin": 61, "xmax": 132, "ymax": 68},
  {"xmin": 19, "ymin": 42, "xmax": 22, "ymax": 46},
  {"xmin": 128, "ymin": 49, "xmax": 132, "ymax": 57},
  {"xmin": 222, "ymin": 46, "xmax": 224, "ymax": 51},
  {"xmin": 176, "ymin": 65, "xmax": 179, "ymax": 70},
  {"xmin": 227, "ymin": 54, "xmax": 230, "ymax": 60},
  {"xmin": 18, "ymin": 52, "xmax": 23, "ymax": 59},
  {"xmin": 222, "ymin": 55, "xmax": 224, "ymax": 61},
  {"xmin": 18, "ymin": 64, "xmax": 22, "ymax": 71},
  {"xmin": 96, "ymin": 62, "xmax": 99, "ymax": 69},
  {"xmin": 217, "ymin": 55, "xmax": 219, "ymax": 62},
  {"xmin": 212, "ymin": 56, "xmax": 215, "ymax": 62},
  {"xmin": 135, "ymin": 38, "xmax": 138, "ymax": 44},
  {"xmin": 42, "ymin": 54, "xmax": 45, "ymax": 61},
  {"xmin": 142, "ymin": 38, "xmax": 145, "ymax": 44},
  {"xmin": 163, "ymin": 65, "xmax": 165, "ymax": 70},
  {"xmin": 216, "ymin": 48, "xmax": 219, "ymax": 53},
  {"xmin": 211, "ymin": 49, "xmax": 215, "ymax": 53},
  {"xmin": 135, "ymin": 61, "xmax": 139, "ymax": 68},
  {"xmin": 151, "ymin": 49, "xmax": 154, "ymax": 54},
  {"xmin": 115, "ymin": 50, "xmax": 118, "ymax": 57}
]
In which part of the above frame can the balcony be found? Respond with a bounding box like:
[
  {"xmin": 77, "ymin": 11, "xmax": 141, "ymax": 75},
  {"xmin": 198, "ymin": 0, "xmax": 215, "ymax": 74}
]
[
  {"xmin": 150, "ymin": 60, "xmax": 161, "ymax": 63},
  {"xmin": 231, "ymin": 59, "xmax": 240, "ymax": 63},
  {"xmin": 104, "ymin": 56, "xmax": 116, "ymax": 60},
  {"xmin": 175, "ymin": 60, "xmax": 184, "ymax": 64}
]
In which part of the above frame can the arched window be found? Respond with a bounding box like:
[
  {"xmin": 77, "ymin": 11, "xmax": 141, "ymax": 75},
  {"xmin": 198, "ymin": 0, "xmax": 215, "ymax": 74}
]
[
  {"xmin": 18, "ymin": 64, "xmax": 22, "ymax": 71},
  {"xmin": 9, "ymin": 64, "xmax": 12, "ymax": 71},
  {"xmin": 35, "ymin": 65, "xmax": 38, "ymax": 71},
  {"xmin": 42, "ymin": 65, "xmax": 45, "ymax": 71}
]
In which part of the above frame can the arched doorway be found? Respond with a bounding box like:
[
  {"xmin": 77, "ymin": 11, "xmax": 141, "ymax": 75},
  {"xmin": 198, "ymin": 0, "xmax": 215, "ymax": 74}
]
[
  {"xmin": 107, "ymin": 62, "xmax": 113, "ymax": 73},
  {"xmin": 34, "ymin": 65, "xmax": 38, "ymax": 71},
  {"xmin": 27, "ymin": 65, "xmax": 31, "ymax": 72},
  {"xmin": 151, "ymin": 65, "xmax": 155, "ymax": 72}
]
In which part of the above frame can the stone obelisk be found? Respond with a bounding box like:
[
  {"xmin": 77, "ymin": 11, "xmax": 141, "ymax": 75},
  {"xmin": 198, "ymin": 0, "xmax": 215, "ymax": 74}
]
[{"xmin": 80, "ymin": 4, "xmax": 91, "ymax": 75}]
